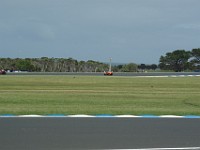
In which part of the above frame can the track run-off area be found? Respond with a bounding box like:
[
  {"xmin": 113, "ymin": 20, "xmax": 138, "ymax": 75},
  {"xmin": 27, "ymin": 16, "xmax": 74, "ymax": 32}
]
[
  {"xmin": 1, "ymin": 72, "xmax": 200, "ymax": 149},
  {"xmin": 2, "ymin": 71, "xmax": 200, "ymax": 116}
]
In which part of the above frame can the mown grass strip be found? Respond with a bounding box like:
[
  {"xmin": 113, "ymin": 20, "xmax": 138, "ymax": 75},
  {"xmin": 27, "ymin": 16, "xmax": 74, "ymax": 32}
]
[{"xmin": 0, "ymin": 75, "xmax": 200, "ymax": 115}]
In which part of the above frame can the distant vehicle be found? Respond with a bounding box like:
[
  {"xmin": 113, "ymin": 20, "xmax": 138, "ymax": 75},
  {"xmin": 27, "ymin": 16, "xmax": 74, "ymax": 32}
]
[
  {"xmin": 104, "ymin": 71, "xmax": 113, "ymax": 76},
  {"xmin": 104, "ymin": 58, "xmax": 113, "ymax": 76},
  {"xmin": 0, "ymin": 69, "xmax": 6, "ymax": 75}
]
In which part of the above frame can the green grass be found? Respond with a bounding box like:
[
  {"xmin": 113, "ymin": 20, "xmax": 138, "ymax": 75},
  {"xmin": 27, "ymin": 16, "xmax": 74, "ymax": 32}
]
[{"xmin": 0, "ymin": 75, "xmax": 200, "ymax": 115}]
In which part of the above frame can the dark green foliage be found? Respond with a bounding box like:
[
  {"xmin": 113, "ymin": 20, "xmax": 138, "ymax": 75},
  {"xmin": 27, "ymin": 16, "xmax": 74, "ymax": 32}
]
[
  {"xmin": 0, "ymin": 57, "xmax": 140, "ymax": 72},
  {"xmin": 0, "ymin": 57, "xmax": 109, "ymax": 72},
  {"xmin": 121, "ymin": 63, "xmax": 138, "ymax": 72},
  {"xmin": 16, "ymin": 59, "xmax": 34, "ymax": 71},
  {"xmin": 191, "ymin": 48, "xmax": 200, "ymax": 62},
  {"xmin": 138, "ymin": 64, "xmax": 158, "ymax": 71},
  {"xmin": 159, "ymin": 48, "xmax": 200, "ymax": 71}
]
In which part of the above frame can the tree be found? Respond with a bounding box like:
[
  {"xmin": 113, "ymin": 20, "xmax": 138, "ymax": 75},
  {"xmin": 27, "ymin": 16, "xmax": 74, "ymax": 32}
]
[
  {"xmin": 159, "ymin": 50, "xmax": 191, "ymax": 72},
  {"xmin": 121, "ymin": 63, "xmax": 138, "ymax": 72},
  {"xmin": 191, "ymin": 48, "xmax": 200, "ymax": 62},
  {"xmin": 138, "ymin": 64, "xmax": 146, "ymax": 70},
  {"xmin": 16, "ymin": 59, "xmax": 34, "ymax": 71},
  {"xmin": 189, "ymin": 48, "xmax": 200, "ymax": 71},
  {"xmin": 151, "ymin": 64, "xmax": 158, "ymax": 70},
  {"xmin": 137, "ymin": 64, "xmax": 157, "ymax": 71},
  {"xmin": 112, "ymin": 65, "xmax": 123, "ymax": 72}
]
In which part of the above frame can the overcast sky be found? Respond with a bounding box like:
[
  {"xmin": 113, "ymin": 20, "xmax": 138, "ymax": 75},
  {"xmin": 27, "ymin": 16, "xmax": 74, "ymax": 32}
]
[{"xmin": 1, "ymin": 0, "xmax": 200, "ymax": 64}]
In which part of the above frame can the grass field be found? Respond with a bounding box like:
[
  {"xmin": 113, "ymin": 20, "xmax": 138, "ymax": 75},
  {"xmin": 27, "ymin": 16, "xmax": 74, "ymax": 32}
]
[{"xmin": 0, "ymin": 75, "xmax": 200, "ymax": 115}]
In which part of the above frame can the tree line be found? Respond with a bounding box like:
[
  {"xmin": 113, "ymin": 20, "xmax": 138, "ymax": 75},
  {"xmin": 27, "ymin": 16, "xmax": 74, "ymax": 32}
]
[
  {"xmin": 112, "ymin": 63, "xmax": 158, "ymax": 72},
  {"xmin": 0, "ymin": 56, "xmax": 142, "ymax": 72},
  {"xmin": 0, "ymin": 57, "xmax": 139, "ymax": 72},
  {"xmin": 1, "ymin": 48, "xmax": 200, "ymax": 72},
  {"xmin": 159, "ymin": 48, "xmax": 200, "ymax": 72},
  {"xmin": 0, "ymin": 57, "xmax": 108, "ymax": 72}
]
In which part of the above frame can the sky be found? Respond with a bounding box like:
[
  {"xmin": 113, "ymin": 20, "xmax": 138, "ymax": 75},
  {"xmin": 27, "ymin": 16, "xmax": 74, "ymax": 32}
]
[{"xmin": 1, "ymin": 0, "xmax": 200, "ymax": 64}]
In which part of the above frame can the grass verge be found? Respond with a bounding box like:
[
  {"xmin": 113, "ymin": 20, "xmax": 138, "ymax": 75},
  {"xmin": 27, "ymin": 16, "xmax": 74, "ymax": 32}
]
[{"xmin": 0, "ymin": 75, "xmax": 200, "ymax": 115}]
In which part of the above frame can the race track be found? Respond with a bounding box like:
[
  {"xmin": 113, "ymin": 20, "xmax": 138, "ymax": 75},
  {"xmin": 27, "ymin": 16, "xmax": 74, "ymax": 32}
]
[
  {"xmin": 0, "ymin": 117, "xmax": 200, "ymax": 150},
  {"xmin": 2, "ymin": 72, "xmax": 200, "ymax": 149}
]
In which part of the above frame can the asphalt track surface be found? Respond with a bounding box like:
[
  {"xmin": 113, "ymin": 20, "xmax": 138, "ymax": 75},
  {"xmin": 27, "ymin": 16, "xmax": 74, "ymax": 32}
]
[{"xmin": 0, "ymin": 117, "xmax": 200, "ymax": 150}]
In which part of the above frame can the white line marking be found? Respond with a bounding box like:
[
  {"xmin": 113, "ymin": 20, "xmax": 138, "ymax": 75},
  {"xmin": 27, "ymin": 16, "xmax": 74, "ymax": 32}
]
[
  {"xmin": 159, "ymin": 115, "xmax": 184, "ymax": 118},
  {"xmin": 67, "ymin": 114, "xmax": 95, "ymax": 117},
  {"xmin": 0, "ymin": 115, "xmax": 200, "ymax": 118},
  {"xmin": 115, "ymin": 115, "xmax": 140, "ymax": 118},
  {"xmin": 19, "ymin": 115, "xmax": 43, "ymax": 117}
]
